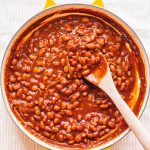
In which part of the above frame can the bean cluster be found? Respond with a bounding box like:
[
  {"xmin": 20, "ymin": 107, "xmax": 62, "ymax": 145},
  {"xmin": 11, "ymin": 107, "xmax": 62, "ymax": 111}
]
[{"xmin": 6, "ymin": 15, "xmax": 135, "ymax": 147}]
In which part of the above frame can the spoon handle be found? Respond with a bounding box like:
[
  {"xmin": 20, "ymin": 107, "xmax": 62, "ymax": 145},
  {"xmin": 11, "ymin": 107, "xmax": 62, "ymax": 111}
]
[{"xmin": 99, "ymin": 71, "xmax": 150, "ymax": 150}]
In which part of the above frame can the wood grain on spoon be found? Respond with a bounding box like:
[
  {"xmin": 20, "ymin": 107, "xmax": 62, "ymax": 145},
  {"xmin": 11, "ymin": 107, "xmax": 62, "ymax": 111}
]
[{"xmin": 84, "ymin": 53, "xmax": 150, "ymax": 150}]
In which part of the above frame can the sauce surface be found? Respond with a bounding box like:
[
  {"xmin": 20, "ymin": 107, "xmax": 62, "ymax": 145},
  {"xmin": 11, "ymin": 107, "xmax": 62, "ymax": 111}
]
[{"xmin": 4, "ymin": 14, "xmax": 146, "ymax": 148}]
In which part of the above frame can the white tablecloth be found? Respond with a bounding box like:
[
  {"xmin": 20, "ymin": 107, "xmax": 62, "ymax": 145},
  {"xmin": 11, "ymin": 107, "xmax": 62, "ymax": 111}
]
[{"xmin": 0, "ymin": 0, "xmax": 150, "ymax": 149}]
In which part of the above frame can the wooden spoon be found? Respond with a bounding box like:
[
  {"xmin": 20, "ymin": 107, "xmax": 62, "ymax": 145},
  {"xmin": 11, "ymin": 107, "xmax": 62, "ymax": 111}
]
[{"xmin": 84, "ymin": 53, "xmax": 150, "ymax": 150}]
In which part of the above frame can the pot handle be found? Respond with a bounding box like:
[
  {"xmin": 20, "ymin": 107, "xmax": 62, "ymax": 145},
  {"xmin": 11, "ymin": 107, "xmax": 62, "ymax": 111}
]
[
  {"xmin": 43, "ymin": 1, "xmax": 109, "ymax": 150},
  {"xmin": 44, "ymin": 0, "xmax": 105, "ymax": 9}
]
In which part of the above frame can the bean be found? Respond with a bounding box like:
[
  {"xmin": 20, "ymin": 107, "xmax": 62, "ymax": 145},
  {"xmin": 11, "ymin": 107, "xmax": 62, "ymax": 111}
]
[
  {"xmin": 39, "ymin": 83, "xmax": 45, "ymax": 89},
  {"xmin": 51, "ymin": 47, "xmax": 59, "ymax": 53},
  {"xmin": 53, "ymin": 61, "xmax": 60, "ymax": 67},
  {"xmin": 105, "ymin": 128, "xmax": 110, "ymax": 133},
  {"xmin": 71, "ymin": 60, "xmax": 77, "ymax": 66},
  {"xmin": 89, "ymin": 125, "xmax": 97, "ymax": 132},
  {"xmin": 9, "ymin": 76, "xmax": 16, "ymax": 82},
  {"xmin": 120, "ymin": 86, "xmax": 125, "ymax": 91},
  {"xmin": 74, "ymin": 79, "xmax": 81, "ymax": 85},
  {"xmin": 71, "ymin": 124, "xmax": 77, "ymax": 130},
  {"xmin": 32, "ymin": 85, "xmax": 38, "ymax": 91},
  {"xmin": 62, "ymin": 35, "xmax": 70, "ymax": 41},
  {"xmin": 67, "ymin": 125, "xmax": 72, "ymax": 133},
  {"xmin": 17, "ymin": 77, "xmax": 22, "ymax": 81},
  {"xmin": 117, "ymin": 77, "xmax": 122, "ymax": 86},
  {"xmin": 75, "ymin": 135, "xmax": 82, "ymax": 142},
  {"xmin": 110, "ymin": 65, "xmax": 116, "ymax": 72},
  {"xmin": 14, "ymin": 72, "xmax": 21, "ymax": 77},
  {"xmin": 71, "ymin": 91, "xmax": 77, "ymax": 98},
  {"xmin": 67, "ymin": 104, "xmax": 72, "ymax": 110},
  {"xmin": 68, "ymin": 140, "xmax": 74, "ymax": 145},
  {"xmin": 102, "ymin": 48, "xmax": 107, "ymax": 54},
  {"xmin": 103, "ymin": 116, "xmax": 110, "ymax": 125},
  {"xmin": 29, "ymin": 101, "xmax": 34, "ymax": 107},
  {"xmin": 125, "ymin": 79, "xmax": 130, "ymax": 86},
  {"xmin": 77, "ymin": 114, "xmax": 82, "ymax": 121},
  {"xmin": 64, "ymin": 88, "xmax": 73, "ymax": 95},
  {"xmin": 81, "ymin": 133, "xmax": 87, "ymax": 138},
  {"xmin": 56, "ymin": 84, "xmax": 63, "ymax": 90},
  {"xmin": 30, "ymin": 78, "xmax": 38, "ymax": 84},
  {"xmin": 122, "ymin": 76, "xmax": 126, "ymax": 81},
  {"xmin": 29, "ymin": 54, "xmax": 36, "ymax": 60},
  {"xmin": 61, "ymin": 80, "xmax": 67, "ymax": 86},
  {"xmin": 127, "ymin": 71, "xmax": 131, "ymax": 76},
  {"xmin": 49, "ymin": 39, "xmax": 54, "ymax": 46},
  {"xmin": 64, "ymin": 66, "xmax": 69, "ymax": 73},
  {"xmin": 97, "ymin": 37, "xmax": 105, "ymax": 46},
  {"xmin": 79, "ymin": 57, "xmax": 86, "ymax": 65},
  {"xmin": 43, "ymin": 132, "xmax": 50, "ymax": 137},
  {"xmin": 47, "ymin": 112, "xmax": 54, "ymax": 119},
  {"xmin": 90, "ymin": 34, "xmax": 96, "ymax": 42},
  {"xmin": 76, "ymin": 29, "xmax": 84, "ymax": 35},
  {"xmin": 108, "ymin": 121, "xmax": 115, "ymax": 128},
  {"xmin": 38, "ymin": 98, "xmax": 44, "ymax": 106},
  {"xmin": 11, "ymin": 92, "xmax": 16, "ymax": 98},
  {"xmin": 12, "ymin": 59, "xmax": 17, "ymax": 65},
  {"xmin": 39, "ymin": 121, "xmax": 45, "ymax": 129},
  {"xmin": 66, "ymin": 134, "xmax": 73, "ymax": 140},
  {"xmin": 130, "ymin": 77, "xmax": 134, "ymax": 83},
  {"xmin": 61, "ymin": 102, "xmax": 67, "ymax": 109},
  {"xmin": 117, "ymin": 69, "xmax": 122, "ymax": 76},
  {"xmin": 52, "ymin": 127, "xmax": 59, "ymax": 133},
  {"xmin": 22, "ymin": 73, "xmax": 30, "ymax": 81},
  {"xmin": 55, "ymin": 114, "xmax": 62, "ymax": 119},
  {"xmin": 34, "ymin": 108, "xmax": 40, "ymax": 116},
  {"xmin": 54, "ymin": 118, "xmax": 61, "ymax": 124},
  {"xmin": 60, "ymin": 58, "xmax": 66, "ymax": 66},
  {"xmin": 33, "ymin": 67, "xmax": 41, "ymax": 74},
  {"xmin": 16, "ymin": 88, "xmax": 23, "ymax": 97},
  {"xmin": 66, "ymin": 110, "xmax": 73, "ymax": 116},
  {"xmin": 100, "ymin": 131, "xmax": 105, "ymax": 136},
  {"xmin": 50, "ymin": 135, "xmax": 56, "ymax": 140},
  {"xmin": 46, "ymin": 69, "xmax": 53, "ymax": 76},
  {"xmin": 39, "ymin": 40, "xmax": 44, "ymax": 48},
  {"xmin": 80, "ymin": 84, "xmax": 89, "ymax": 91},
  {"xmin": 76, "ymin": 64, "xmax": 82, "ymax": 71},
  {"xmin": 66, "ymin": 27, "xmax": 72, "ymax": 32},
  {"xmin": 82, "ymin": 70, "xmax": 90, "ymax": 76},
  {"xmin": 116, "ymin": 116, "xmax": 122, "ymax": 123},
  {"xmin": 54, "ymin": 105, "xmax": 61, "ymax": 112},
  {"xmin": 114, "ymin": 111, "xmax": 119, "ymax": 118},
  {"xmin": 34, "ymin": 126, "xmax": 40, "ymax": 132},
  {"xmin": 27, "ymin": 122, "xmax": 34, "ymax": 128},
  {"xmin": 14, "ymin": 83, "xmax": 21, "ymax": 90},
  {"xmin": 70, "ymin": 67, "xmax": 75, "ymax": 75},
  {"xmin": 26, "ymin": 95, "xmax": 32, "ymax": 101},
  {"xmin": 50, "ymin": 122, "xmax": 54, "ymax": 128},
  {"xmin": 91, "ymin": 57, "xmax": 96, "ymax": 64},
  {"xmin": 100, "ymin": 104, "xmax": 108, "ymax": 108},
  {"xmin": 39, "ymin": 48, "xmax": 46, "ymax": 56},
  {"xmin": 86, "ymin": 43, "xmax": 96, "ymax": 49},
  {"xmin": 96, "ymin": 28, "xmax": 102, "ymax": 35},
  {"xmin": 85, "ymin": 51, "xmax": 92, "ymax": 57},
  {"xmin": 58, "ymin": 134, "xmax": 64, "ymax": 142},
  {"xmin": 82, "ymin": 17, "xmax": 89, "ymax": 23}
]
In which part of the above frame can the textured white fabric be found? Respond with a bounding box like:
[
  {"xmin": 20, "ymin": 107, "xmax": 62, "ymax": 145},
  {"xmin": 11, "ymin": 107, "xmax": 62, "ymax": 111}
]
[{"xmin": 0, "ymin": 0, "xmax": 149, "ymax": 150}]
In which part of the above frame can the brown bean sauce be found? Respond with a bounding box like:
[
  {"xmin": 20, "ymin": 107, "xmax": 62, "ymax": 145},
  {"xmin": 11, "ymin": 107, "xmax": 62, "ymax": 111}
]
[{"xmin": 4, "ymin": 13, "xmax": 146, "ymax": 148}]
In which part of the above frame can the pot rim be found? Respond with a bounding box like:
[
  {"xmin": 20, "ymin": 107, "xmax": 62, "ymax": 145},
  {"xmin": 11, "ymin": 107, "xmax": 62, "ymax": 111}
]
[{"xmin": 1, "ymin": 3, "xmax": 150, "ymax": 150}]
